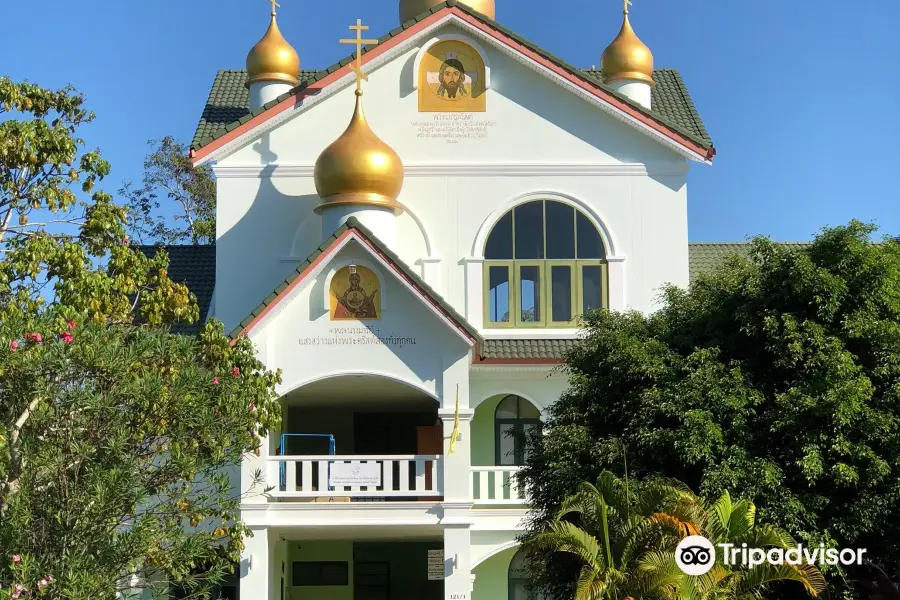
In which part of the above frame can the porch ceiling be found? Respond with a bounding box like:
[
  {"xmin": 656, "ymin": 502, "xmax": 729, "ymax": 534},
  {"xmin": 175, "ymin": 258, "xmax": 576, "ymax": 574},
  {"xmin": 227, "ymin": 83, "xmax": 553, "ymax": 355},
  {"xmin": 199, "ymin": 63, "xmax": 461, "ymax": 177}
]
[
  {"xmin": 282, "ymin": 374, "xmax": 437, "ymax": 411},
  {"xmin": 270, "ymin": 525, "xmax": 443, "ymax": 542}
]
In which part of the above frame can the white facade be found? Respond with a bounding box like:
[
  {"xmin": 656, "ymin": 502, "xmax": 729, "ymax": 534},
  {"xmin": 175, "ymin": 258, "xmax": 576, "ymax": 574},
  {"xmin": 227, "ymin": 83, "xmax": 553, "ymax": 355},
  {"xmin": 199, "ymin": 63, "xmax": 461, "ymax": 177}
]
[{"xmin": 199, "ymin": 10, "xmax": 707, "ymax": 600}]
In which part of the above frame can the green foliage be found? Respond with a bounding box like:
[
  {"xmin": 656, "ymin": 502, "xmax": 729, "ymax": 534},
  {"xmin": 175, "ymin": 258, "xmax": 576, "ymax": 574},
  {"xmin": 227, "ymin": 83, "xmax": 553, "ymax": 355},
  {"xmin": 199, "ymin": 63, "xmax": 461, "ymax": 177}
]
[
  {"xmin": 521, "ymin": 221, "xmax": 900, "ymax": 598},
  {"xmin": 0, "ymin": 315, "xmax": 281, "ymax": 599},
  {"xmin": 0, "ymin": 78, "xmax": 282, "ymax": 599},
  {"xmin": 525, "ymin": 472, "xmax": 825, "ymax": 600},
  {"xmin": 121, "ymin": 137, "xmax": 216, "ymax": 245}
]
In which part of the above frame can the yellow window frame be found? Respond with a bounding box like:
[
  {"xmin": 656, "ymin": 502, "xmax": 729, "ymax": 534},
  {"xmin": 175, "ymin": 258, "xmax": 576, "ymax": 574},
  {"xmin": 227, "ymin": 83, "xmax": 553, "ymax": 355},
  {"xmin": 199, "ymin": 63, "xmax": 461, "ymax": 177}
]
[
  {"xmin": 545, "ymin": 260, "xmax": 578, "ymax": 327},
  {"xmin": 575, "ymin": 260, "xmax": 609, "ymax": 317},
  {"xmin": 483, "ymin": 261, "xmax": 515, "ymax": 328},
  {"xmin": 513, "ymin": 261, "xmax": 546, "ymax": 327}
]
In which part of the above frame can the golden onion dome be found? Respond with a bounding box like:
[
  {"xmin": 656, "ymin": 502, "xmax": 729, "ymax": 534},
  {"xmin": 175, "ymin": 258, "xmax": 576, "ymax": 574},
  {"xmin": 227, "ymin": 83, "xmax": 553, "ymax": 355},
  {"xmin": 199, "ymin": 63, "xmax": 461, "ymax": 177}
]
[
  {"xmin": 246, "ymin": 13, "xmax": 300, "ymax": 88},
  {"xmin": 314, "ymin": 90, "xmax": 405, "ymax": 215},
  {"xmin": 600, "ymin": 9, "xmax": 655, "ymax": 86},
  {"xmin": 399, "ymin": 0, "xmax": 495, "ymax": 24}
]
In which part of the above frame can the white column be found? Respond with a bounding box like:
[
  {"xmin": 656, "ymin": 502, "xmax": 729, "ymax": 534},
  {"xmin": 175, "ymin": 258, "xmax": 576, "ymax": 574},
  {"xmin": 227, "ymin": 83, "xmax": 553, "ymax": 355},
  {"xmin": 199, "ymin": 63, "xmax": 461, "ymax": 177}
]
[
  {"xmin": 241, "ymin": 527, "xmax": 271, "ymax": 600},
  {"xmin": 418, "ymin": 256, "xmax": 443, "ymax": 294},
  {"xmin": 241, "ymin": 431, "xmax": 271, "ymax": 504},
  {"xmin": 607, "ymin": 256, "xmax": 627, "ymax": 312},
  {"xmin": 439, "ymin": 355, "xmax": 474, "ymax": 503},
  {"xmin": 249, "ymin": 81, "xmax": 294, "ymax": 111},
  {"xmin": 462, "ymin": 258, "xmax": 484, "ymax": 329},
  {"xmin": 443, "ymin": 526, "xmax": 473, "ymax": 600},
  {"xmin": 607, "ymin": 80, "xmax": 652, "ymax": 110}
]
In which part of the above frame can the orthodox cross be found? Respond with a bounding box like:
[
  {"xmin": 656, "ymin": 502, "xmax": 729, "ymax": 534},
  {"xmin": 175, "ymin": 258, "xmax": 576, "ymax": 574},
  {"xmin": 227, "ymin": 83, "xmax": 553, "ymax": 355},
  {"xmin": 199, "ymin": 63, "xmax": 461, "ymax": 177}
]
[
  {"xmin": 340, "ymin": 19, "xmax": 378, "ymax": 93},
  {"xmin": 623, "ymin": 0, "xmax": 632, "ymax": 14},
  {"xmin": 268, "ymin": 0, "xmax": 280, "ymax": 16}
]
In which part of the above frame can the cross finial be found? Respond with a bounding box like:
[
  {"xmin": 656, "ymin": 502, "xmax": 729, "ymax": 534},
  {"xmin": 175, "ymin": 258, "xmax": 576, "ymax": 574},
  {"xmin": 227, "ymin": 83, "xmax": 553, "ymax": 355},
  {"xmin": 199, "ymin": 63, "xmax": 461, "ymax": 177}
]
[
  {"xmin": 268, "ymin": 0, "xmax": 280, "ymax": 16},
  {"xmin": 623, "ymin": 0, "xmax": 632, "ymax": 14},
  {"xmin": 339, "ymin": 18, "xmax": 379, "ymax": 94}
]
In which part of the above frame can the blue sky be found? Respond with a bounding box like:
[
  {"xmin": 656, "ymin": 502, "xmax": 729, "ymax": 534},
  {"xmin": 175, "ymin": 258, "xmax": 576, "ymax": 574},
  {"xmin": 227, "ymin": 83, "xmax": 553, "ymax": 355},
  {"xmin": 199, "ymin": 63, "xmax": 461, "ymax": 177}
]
[{"xmin": 2, "ymin": 0, "xmax": 898, "ymax": 242}]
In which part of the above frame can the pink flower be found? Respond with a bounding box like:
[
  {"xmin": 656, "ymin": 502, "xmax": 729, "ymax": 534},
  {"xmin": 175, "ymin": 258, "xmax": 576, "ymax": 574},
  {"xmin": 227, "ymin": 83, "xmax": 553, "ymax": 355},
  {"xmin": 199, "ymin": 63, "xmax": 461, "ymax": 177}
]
[
  {"xmin": 10, "ymin": 340, "xmax": 18, "ymax": 351},
  {"xmin": 24, "ymin": 333, "xmax": 42, "ymax": 343},
  {"xmin": 212, "ymin": 377, "xmax": 220, "ymax": 386},
  {"xmin": 232, "ymin": 367, "xmax": 240, "ymax": 377},
  {"xmin": 12, "ymin": 583, "xmax": 23, "ymax": 598},
  {"xmin": 38, "ymin": 578, "xmax": 48, "ymax": 588},
  {"xmin": 12, "ymin": 554, "xmax": 21, "ymax": 563},
  {"xmin": 66, "ymin": 320, "xmax": 76, "ymax": 330},
  {"xmin": 60, "ymin": 331, "xmax": 74, "ymax": 344}
]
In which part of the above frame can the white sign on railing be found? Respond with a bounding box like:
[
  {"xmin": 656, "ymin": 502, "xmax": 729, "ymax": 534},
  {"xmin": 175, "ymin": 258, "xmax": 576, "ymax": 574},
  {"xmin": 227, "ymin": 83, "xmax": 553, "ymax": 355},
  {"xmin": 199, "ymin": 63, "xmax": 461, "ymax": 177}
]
[
  {"xmin": 329, "ymin": 462, "xmax": 382, "ymax": 487},
  {"xmin": 427, "ymin": 549, "xmax": 444, "ymax": 581}
]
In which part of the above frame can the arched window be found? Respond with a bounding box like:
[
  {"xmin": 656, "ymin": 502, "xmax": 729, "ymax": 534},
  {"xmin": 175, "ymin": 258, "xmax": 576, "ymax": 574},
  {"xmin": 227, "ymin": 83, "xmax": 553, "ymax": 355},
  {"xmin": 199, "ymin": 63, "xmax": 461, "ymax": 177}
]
[
  {"xmin": 484, "ymin": 200, "xmax": 608, "ymax": 327},
  {"xmin": 495, "ymin": 395, "xmax": 541, "ymax": 466},
  {"xmin": 509, "ymin": 550, "xmax": 538, "ymax": 600}
]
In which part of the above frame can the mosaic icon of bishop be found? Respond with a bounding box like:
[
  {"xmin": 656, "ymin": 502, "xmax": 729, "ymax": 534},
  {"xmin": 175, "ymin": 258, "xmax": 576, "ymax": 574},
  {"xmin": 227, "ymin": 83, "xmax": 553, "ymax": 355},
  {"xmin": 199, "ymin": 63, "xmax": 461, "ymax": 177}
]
[{"xmin": 330, "ymin": 266, "xmax": 380, "ymax": 320}]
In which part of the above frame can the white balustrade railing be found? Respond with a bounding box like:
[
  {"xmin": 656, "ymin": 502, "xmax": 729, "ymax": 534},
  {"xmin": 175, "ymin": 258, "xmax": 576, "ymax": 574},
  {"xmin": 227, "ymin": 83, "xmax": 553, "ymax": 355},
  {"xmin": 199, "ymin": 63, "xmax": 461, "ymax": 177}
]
[
  {"xmin": 471, "ymin": 466, "xmax": 525, "ymax": 504},
  {"xmin": 267, "ymin": 455, "xmax": 443, "ymax": 499}
]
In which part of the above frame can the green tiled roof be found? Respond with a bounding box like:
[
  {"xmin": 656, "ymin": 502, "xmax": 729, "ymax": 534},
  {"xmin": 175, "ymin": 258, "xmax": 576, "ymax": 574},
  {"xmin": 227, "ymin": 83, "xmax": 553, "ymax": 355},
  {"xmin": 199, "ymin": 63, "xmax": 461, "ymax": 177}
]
[
  {"xmin": 190, "ymin": 1, "xmax": 713, "ymax": 152},
  {"xmin": 687, "ymin": 242, "xmax": 811, "ymax": 281},
  {"xmin": 135, "ymin": 245, "xmax": 217, "ymax": 334},
  {"xmin": 478, "ymin": 339, "xmax": 578, "ymax": 360},
  {"xmin": 227, "ymin": 217, "xmax": 483, "ymax": 343}
]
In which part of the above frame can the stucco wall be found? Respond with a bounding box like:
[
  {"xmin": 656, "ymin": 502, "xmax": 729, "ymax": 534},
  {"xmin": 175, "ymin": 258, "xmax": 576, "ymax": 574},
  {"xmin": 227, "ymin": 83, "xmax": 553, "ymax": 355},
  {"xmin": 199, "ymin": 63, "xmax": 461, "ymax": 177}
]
[{"xmin": 212, "ymin": 22, "xmax": 691, "ymax": 333}]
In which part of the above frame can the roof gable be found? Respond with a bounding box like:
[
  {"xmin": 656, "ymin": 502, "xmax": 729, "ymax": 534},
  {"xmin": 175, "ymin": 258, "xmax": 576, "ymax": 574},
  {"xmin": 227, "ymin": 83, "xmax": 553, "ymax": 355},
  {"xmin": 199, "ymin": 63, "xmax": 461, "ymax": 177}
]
[
  {"xmin": 190, "ymin": 1, "xmax": 714, "ymax": 164},
  {"xmin": 229, "ymin": 218, "xmax": 482, "ymax": 345}
]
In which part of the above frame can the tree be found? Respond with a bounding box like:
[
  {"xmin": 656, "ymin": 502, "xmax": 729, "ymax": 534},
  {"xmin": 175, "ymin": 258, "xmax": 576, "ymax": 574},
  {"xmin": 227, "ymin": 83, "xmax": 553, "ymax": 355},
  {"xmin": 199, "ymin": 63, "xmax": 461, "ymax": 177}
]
[
  {"xmin": 526, "ymin": 471, "xmax": 698, "ymax": 600},
  {"xmin": 121, "ymin": 137, "xmax": 216, "ymax": 245},
  {"xmin": 526, "ymin": 472, "xmax": 825, "ymax": 600},
  {"xmin": 521, "ymin": 222, "xmax": 900, "ymax": 597},
  {"xmin": 0, "ymin": 77, "xmax": 281, "ymax": 599}
]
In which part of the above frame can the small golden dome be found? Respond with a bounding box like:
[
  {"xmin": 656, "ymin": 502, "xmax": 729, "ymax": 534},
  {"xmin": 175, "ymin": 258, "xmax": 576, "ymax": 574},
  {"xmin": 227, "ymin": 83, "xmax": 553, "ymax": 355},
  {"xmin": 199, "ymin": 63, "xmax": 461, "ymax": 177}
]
[
  {"xmin": 600, "ymin": 10, "xmax": 655, "ymax": 86},
  {"xmin": 246, "ymin": 14, "xmax": 300, "ymax": 88},
  {"xmin": 399, "ymin": 0, "xmax": 495, "ymax": 24},
  {"xmin": 314, "ymin": 91, "xmax": 405, "ymax": 215}
]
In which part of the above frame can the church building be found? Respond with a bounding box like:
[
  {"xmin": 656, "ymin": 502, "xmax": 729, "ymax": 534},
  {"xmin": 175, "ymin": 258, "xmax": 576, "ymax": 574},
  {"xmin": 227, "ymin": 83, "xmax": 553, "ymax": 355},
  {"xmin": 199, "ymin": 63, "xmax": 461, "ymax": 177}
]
[{"xmin": 169, "ymin": 0, "xmax": 722, "ymax": 598}]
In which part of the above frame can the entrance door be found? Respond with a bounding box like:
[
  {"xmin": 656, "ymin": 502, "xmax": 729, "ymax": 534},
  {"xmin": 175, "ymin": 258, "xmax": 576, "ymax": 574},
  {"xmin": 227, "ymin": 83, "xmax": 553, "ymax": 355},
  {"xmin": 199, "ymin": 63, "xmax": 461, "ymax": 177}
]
[{"xmin": 354, "ymin": 561, "xmax": 390, "ymax": 600}]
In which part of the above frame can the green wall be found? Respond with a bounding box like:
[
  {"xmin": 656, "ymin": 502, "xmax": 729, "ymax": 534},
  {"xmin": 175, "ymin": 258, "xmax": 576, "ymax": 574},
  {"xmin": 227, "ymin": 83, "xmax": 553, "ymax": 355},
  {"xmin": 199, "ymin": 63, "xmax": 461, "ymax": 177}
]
[
  {"xmin": 285, "ymin": 540, "xmax": 443, "ymax": 600},
  {"xmin": 355, "ymin": 541, "xmax": 443, "ymax": 600},
  {"xmin": 473, "ymin": 546, "xmax": 517, "ymax": 600},
  {"xmin": 472, "ymin": 394, "xmax": 504, "ymax": 467},
  {"xmin": 288, "ymin": 540, "xmax": 354, "ymax": 600}
]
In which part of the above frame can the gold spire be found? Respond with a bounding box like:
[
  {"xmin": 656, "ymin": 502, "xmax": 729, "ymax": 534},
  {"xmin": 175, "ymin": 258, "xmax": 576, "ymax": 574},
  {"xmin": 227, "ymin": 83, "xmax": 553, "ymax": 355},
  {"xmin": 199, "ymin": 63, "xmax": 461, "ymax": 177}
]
[
  {"xmin": 314, "ymin": 19, "xmax": 405, "ymax": 215},
  {"xmin": 246, "ymin": 0, "xmax": 300, "ymax": 88},
  {"xmin": 399, "ymin": 0, "xmax": 495, "ymax": 24},
  {"xmin": 600, "ymin": 0, "xmax": 655, "ymax": 86}
]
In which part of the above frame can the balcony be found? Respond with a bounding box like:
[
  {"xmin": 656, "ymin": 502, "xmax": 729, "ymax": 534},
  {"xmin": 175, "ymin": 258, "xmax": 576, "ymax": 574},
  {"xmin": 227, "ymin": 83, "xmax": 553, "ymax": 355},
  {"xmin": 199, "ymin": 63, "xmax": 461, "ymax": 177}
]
[
  {"xmin": 471, "ymin": 466, "xmax": 525, "ymax": 504},
  {"xmin": 267, "ymin": 454, "xmax": 443, "ymax": 500}
]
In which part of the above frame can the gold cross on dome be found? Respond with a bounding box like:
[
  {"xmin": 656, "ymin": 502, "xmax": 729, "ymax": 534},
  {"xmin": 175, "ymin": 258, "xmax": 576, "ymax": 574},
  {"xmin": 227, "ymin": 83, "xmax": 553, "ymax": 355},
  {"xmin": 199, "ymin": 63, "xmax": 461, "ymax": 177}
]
[
  {"xmin": 623, "ymin": 0, "xmax": 632, "ymax": 13},
  {"xmin": 340, "ymin": 19, "xmax": 379, "ymax": 93},
  {"xmin": 268, "ymin": 0, "xmax": 280, "ymax": 15}
]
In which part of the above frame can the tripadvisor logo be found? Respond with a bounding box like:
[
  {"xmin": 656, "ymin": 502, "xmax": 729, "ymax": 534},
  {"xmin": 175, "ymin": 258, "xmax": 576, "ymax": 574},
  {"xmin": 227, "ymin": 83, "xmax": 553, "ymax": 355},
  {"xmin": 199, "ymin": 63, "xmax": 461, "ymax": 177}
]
[{"xmin": 675, "ymin": 535, "xmax": 867, "ymax": 576}]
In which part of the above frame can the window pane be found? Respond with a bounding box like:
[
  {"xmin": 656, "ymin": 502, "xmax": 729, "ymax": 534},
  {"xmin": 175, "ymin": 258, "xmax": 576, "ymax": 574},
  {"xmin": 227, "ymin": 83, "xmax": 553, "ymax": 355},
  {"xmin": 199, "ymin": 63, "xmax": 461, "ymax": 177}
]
[
  {"xmin": 514, "ymin": 201, "xmax": 544, "ymax": 259},
  {"xmin": 582, "ymin": 265, "xmax": 603, "ymax": 313},
  {"xmin": 496, "ymin": 395, "xmax": 519, "ymax": 419},
  {"xmin": 518, "ymin": 400, "xmax": 540, "ymax": 419},
  {"xmin": 519, "ymin": 266, "xmax": 541, "ymax": 323},
  {"xmin": 576, "ymin": 212, "xmax": 605, "ymax": 258},
  {"xmin": 550, "ymin": 265, "xmax": 573, "ymax": 322},
  {"xmin": 487, "ymin": 265, "xmax": 510, "ymax": 323},
  {"xmin": 498, "ymin": 423, "xmax": 516, "ymax": 465},
  {"xmin": 485, "ymin": 211, "xmax": 513, "ymax": 259},
  {"xmin": 545, "ymin": 202, "xmax": 575, "ymax": 259}
]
